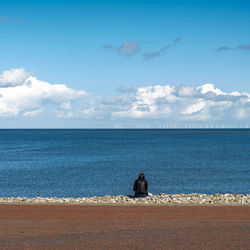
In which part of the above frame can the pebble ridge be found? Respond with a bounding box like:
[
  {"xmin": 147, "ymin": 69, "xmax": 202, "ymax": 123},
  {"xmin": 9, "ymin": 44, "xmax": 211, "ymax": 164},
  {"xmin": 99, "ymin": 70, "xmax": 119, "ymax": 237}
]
[{"xmin": 0, "ymin": 193, "xmax": 249, "ymax": 205}]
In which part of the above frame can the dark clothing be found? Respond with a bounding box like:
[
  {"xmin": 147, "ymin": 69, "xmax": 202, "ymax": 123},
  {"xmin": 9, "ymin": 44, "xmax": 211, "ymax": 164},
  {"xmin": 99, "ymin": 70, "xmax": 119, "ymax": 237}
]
[{"xmin": 133, "ymin": 178, "xmax": 148, "ymax": 195}]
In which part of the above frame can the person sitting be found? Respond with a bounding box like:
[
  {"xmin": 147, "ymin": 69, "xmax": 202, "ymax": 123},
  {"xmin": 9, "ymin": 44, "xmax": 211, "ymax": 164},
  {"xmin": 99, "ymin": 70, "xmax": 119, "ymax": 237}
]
[{"xmin": 133, "ymin": 173, "xmax": 148, "ymax": 197}]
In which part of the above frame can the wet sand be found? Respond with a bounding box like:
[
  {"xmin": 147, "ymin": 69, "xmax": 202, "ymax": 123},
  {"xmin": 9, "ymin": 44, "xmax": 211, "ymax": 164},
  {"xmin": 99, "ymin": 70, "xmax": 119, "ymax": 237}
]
[{"xmin": 0, "ymin": 204, "xmax": 249, "ymax": 249}]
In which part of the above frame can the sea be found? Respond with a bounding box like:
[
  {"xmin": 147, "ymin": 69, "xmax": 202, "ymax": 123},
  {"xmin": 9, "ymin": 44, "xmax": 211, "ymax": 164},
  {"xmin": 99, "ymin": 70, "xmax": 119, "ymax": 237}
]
[{"xmin": 0, "ymin": 129, "xmax": 249, "ymax": 197}]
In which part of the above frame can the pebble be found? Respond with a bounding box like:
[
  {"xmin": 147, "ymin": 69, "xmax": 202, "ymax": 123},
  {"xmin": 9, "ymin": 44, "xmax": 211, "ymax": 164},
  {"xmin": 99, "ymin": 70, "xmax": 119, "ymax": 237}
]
[{"xmin": 0, "ymin": 193, "xmax": 249, "ymax": 205}]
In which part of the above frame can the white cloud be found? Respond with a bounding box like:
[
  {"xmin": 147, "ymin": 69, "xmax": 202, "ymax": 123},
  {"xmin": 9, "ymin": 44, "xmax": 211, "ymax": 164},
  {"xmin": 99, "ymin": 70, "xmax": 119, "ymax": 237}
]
[
  {"xmin": 23, "ymin": 109, "xmax": 43, "ymax": 117},
  {"xmin": 198, "ymin": 83, "xmax": 225, "ymax": 95},
  {"xmin": 0, "ymin": 68, "xmax": 30, "ymax": 87},
  {"xmin": 59, "ymin": 102, "xmax": 72, "ymax": 110},
  {"xmin": 0, "ymin": 68, "xmax": 85, "ymax": 117},
  {"xmin": 112, "ymin": 83, "xmax": 250, "ymax": 122},
  {"xmin": 177, "ymin": 85, "xmax": 198, "ymax": 97},
  {"xmin": 182, "ymin": 99, "xmax": 206, "ymax": 115},
  {"xmin": 113, "ymin": 85, "xmax": 176, "ymax": 118},
  {"xmin": 1, "ymin": 68, "xmax": 250, "ymax": 125}
]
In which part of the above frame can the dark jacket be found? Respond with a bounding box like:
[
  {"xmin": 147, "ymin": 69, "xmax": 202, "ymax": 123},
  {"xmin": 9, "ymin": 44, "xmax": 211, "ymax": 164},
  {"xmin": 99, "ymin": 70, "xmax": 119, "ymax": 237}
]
[{"xmin": 133, "ymin": 178, "xmax": 148, "ymax": 195}]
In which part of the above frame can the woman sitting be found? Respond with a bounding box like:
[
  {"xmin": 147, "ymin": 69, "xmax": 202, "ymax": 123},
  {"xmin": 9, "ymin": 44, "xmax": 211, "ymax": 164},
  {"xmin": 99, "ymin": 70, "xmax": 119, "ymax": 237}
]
[{"xmin": 133, "ymin": 173, "xmax": 148, "ymax": 197}]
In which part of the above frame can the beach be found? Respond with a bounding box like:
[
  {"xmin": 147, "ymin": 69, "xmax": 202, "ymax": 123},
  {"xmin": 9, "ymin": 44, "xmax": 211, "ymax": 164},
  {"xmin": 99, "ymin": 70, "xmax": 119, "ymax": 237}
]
[
  {"xmin": 1, "ymin": 204, "xmax": 249, "ymax": 249},
  {"xmin": 0, "ymin": 193, "xmax": 249, "ymax": 205}
]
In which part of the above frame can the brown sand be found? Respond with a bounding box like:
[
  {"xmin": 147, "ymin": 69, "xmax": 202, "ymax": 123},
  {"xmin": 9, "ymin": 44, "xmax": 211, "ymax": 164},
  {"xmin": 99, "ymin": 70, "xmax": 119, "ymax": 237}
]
[{"xmin": 0, "ymin": 204, "xmax": 249, "ymax": 249}]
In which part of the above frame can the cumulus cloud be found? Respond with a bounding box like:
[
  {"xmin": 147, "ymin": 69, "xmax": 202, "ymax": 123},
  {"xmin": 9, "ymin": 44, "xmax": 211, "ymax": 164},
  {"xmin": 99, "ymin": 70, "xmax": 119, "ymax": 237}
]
[
  {"xmin": 0, "ymin": 68, "xmax": 31, "ymax": 87},
  {"xmin": 176, "ymin": 85, "xmax": 198, "ymax": 97},
  {"xmin": 0, "ymin": 68, "xmax": 85, "ymax": 117},
  {"xmin": 1, "ymin": 68, "xmax": 250, "ymax": 125},
  {"xmin": 112, "ymin": 83, "xmax": 250, "ymax": 121}
]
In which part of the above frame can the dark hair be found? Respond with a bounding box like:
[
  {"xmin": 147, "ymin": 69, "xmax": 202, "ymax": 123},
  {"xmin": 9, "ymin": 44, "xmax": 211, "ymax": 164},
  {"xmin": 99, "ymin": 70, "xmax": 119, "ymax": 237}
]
[{"xmin": 138, "ymin": 173, "xmax": 145, "ymax": 179}]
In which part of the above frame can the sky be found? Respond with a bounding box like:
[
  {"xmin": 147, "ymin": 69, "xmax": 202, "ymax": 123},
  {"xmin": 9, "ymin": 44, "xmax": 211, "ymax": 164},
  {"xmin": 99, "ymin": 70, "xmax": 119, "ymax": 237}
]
[{"xmin": 0, "ymin": 0, "xmax": 250, "ymax": 128}]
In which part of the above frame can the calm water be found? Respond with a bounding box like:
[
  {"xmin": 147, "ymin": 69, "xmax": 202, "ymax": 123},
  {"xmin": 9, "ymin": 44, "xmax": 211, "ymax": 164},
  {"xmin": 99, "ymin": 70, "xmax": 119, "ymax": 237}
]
[{"xmin": 0, "ymin": 129, "xmax": 249, "ymax": 197}]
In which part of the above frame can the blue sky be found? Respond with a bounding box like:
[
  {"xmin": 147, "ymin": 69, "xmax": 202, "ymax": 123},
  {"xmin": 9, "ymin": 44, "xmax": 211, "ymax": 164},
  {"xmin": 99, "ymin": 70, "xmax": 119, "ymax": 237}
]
[{"xmin": 0, "ymin": 0, "xmax": 250, "ymax": 127}]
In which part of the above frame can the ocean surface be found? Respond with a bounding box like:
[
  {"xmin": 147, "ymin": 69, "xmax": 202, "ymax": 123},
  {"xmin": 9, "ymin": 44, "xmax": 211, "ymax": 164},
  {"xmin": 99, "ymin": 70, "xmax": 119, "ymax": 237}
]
[{"xmin": 0, "ymin": 129, "xmax": 249, "ymax": 197}]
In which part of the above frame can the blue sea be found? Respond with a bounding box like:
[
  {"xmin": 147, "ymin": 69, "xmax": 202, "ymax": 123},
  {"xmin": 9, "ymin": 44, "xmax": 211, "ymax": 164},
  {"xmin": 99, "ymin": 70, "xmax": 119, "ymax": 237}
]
[{"xmin": 0, "ymin": 129, "xmax": 249, "ymax": 197}]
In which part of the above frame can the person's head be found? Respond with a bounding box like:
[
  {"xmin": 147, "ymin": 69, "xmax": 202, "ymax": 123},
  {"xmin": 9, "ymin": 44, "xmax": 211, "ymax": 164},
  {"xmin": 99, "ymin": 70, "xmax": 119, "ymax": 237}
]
[{"xmin": 138, "ymin": 173, "xmax": 145, "ymax": 179}]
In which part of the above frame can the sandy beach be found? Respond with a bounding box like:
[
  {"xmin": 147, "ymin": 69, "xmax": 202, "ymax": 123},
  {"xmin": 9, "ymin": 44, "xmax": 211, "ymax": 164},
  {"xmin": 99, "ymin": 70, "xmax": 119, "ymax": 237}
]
[{"xmin": 0, "ymin": 204, "xmax": 249, "ymax": 249}]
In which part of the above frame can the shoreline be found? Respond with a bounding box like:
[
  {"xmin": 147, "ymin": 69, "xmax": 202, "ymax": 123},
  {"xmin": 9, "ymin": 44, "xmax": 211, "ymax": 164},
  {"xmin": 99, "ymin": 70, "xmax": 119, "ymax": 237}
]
[{"xmin": 1, "ymin": 193, "xmax": 249, "ymax": 206}]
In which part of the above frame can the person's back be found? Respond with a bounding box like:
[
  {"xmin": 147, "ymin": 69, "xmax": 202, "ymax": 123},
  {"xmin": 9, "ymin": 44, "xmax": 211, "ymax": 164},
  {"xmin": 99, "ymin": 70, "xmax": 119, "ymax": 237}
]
[{"xmin": 133, "ymin": 173, "xmax": 148, "ymax": 197}]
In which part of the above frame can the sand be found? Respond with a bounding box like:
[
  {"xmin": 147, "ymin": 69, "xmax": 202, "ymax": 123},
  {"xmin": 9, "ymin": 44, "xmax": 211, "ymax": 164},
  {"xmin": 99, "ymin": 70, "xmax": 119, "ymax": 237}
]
[{"xmin": 0, "ymin": 204, "xmax": 249, "ymax": 249}]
